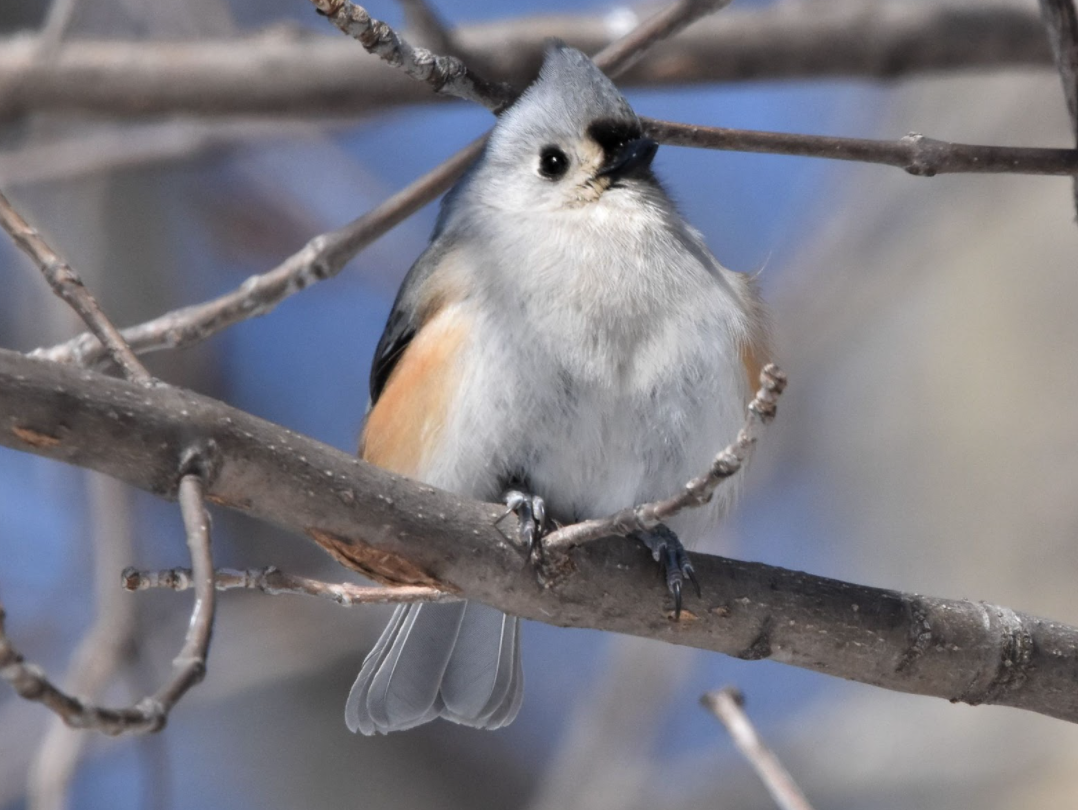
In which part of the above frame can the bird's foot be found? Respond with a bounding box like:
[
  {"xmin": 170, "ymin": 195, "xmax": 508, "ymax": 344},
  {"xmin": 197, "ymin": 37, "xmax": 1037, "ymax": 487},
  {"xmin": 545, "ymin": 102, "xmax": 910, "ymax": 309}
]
[
  {"xmin": 634, "ymin": 525, "xmax": 700, "ymax": 620},
  {"xmin": 502, "ymin": 489, "xmax": 548, "ymax": 563}
]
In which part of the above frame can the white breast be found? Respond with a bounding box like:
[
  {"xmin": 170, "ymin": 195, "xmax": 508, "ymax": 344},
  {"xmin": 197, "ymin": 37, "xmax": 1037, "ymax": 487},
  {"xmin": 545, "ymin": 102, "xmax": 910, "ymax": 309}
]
[{"xmin": 419, "ymin": 192, "xmax": 753, "ymax": 544}]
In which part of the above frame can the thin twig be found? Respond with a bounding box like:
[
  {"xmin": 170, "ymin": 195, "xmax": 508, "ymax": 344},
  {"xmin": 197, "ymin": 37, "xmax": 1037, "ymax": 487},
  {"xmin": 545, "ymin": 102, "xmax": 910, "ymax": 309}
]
[
  {"xmin": 310, "ymin": 0, "xmax": 515, "ymax": 112},
  {"xmin": 0, "ymin": 467, "xmax": 215, "ymax": 734},
  {"xmin": 122, "ymin": 565, "xmax": 460, "ymax": 605},
  {"xmin": 152, "ymin": 471, "xmax": 215, "ymax": 716},
  {"xmin": 33, "ymin": 137, "xmax": 482, "ymax": 368},
  {"xmin": 702, "ymin": 688, "xmax": 816, "ymax": 810},
  {"xmin": 1037, "ymin": 0, "xmax": 1078, "ymax": 211},
  {"xmin": 0, "ymin": 189, "xmax": 151, "ymax": 383},
  {"xmin": 645, "ymin": 120, "xmax": 1078, "ymax": 177},
  {"xmin": 545, "ymin": 364, "xmax": 787, "ymax": 552}
]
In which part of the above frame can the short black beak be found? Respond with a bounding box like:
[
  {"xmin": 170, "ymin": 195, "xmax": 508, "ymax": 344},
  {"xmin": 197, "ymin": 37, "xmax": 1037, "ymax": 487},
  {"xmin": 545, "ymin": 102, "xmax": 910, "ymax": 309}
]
[{"xmin": 597, "ymin": 137, "xmax": 658, "ymax": 179}]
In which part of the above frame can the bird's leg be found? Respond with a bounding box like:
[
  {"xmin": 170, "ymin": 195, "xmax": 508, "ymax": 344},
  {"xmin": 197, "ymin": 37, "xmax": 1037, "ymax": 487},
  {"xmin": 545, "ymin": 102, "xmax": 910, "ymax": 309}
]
[
  {"xmin": 501, "ymin": 489, "xmax": 548, "ymax": 562},
  {"xmin": 633, "ymin": 524, "xmax": 700, "ymax": 620}
]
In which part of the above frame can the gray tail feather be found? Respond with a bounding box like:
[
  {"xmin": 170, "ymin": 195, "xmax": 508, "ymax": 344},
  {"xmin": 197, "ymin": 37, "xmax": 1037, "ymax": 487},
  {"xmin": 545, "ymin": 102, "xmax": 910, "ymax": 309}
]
[{"xmin": 345, "ymin": 601, "xmax": 523, "ymax": 735}]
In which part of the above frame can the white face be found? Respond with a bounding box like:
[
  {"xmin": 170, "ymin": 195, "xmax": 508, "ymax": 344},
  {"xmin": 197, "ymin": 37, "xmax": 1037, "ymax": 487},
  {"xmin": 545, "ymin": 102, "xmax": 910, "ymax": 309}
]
[{"xmin": 479, "ymin": 118, "xmax": 653, "ymax": 215}]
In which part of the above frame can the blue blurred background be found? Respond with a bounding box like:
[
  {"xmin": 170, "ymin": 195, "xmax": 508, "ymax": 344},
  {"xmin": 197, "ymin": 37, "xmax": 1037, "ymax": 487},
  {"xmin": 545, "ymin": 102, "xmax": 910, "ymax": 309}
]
[{"xmin": 4, "ymin": 0, "xmax": 1078, "ymax": 808}]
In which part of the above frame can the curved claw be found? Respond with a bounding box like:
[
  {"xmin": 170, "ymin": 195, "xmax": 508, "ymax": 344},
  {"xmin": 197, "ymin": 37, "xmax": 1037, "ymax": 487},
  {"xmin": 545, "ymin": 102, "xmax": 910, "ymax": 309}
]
[
  {"xmin": 501, "ymin": 489, "xmax": 547, "ymax": 559},
  {"xmin": 634, "ymin": 524, "xmax": 700, "ymax": 621}
]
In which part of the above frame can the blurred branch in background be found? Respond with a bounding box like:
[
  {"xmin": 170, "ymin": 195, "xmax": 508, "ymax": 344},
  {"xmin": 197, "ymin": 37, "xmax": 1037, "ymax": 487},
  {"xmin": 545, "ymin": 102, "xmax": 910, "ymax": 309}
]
[
  {"xmin": 26, "ymin": 475, "xmax": 139, "ymax": 810},
  {"xmin": 0, "ymin": 120, "xmax": 348, "ymax": 187},
  {"xmin": 0, "ymin": 470, "xmax": 216, "ymax": 735},
  {"xmin": 702, "ymin": 688, "xmax": 815, "ymax": 810},
  {"xmin": 0, "ymin": 2, "xmax": 1056, "ymax": 120},
  {"xmin": 27, "ymin": 0, "xmax": 1078, "ymax": 372},
  {"xmin": 1037, "ymin": 0, "xmax": 1078, "ymax": 211},
  {"xmin": 526, "ymin": 637, "xmax": 698, "ymax": 810}
]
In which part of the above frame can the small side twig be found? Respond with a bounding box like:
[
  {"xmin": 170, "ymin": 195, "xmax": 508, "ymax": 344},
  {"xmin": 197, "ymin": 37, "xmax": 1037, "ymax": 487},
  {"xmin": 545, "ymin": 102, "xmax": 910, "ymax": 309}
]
[
  {"xmin": 702, "ymin": 688, "xmax": 816, "ymax": 810},
  {"xmin": 546, "ymin": 364, "xmax": 786, "ymax": 551},
  {"xmin": 0, "ymin": 189, "xmax": 150, "ymax": 383},
  {"xmin": 310, "ymin": 0, "xmax": 515, "ymax": 112},
  {"xmin": 0, "ymin": 468, "xmax": 215, "ymax": 734},
  {"xmin": 122, "ymin": 565, "xmax": 460, "ymax": 606},
  {"xmin": 1037, "ymin": 0, "xmax": 1078, "ymax": 212}
]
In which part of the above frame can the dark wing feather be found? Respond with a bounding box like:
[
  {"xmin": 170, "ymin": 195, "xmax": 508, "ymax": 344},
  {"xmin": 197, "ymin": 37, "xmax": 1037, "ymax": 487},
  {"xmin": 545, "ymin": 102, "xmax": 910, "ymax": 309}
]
[{"xmin": 368, "ymin": 237, "xmax": 454, "ymax": 405}]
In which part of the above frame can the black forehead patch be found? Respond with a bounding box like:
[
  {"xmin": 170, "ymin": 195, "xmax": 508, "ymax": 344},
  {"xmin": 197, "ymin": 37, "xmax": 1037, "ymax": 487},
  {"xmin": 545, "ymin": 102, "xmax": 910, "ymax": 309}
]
[{"xmin": 587, "ymin": 119, "xmax": 642, "ymax": 154}]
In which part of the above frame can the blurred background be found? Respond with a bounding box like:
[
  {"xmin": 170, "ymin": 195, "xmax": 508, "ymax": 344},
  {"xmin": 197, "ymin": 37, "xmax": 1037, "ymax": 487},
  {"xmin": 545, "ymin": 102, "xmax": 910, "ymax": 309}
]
[{"xmin": 2, "ymin": 0, "xmax": 1078, "ymax": 807}]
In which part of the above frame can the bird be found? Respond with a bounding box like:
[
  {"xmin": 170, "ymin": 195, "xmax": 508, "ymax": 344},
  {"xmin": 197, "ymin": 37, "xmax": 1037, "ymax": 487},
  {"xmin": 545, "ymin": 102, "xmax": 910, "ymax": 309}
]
[{"xmin": 345, "ymin": 43, "xmax": 770, "ymax": 735}]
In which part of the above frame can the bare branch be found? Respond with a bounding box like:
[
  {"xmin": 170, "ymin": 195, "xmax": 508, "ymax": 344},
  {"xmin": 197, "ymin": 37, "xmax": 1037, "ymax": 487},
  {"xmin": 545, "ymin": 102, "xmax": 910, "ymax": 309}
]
[
  {"xmin": 0, "ymin": 463, "xmax": 215, "ymax": 735},
  {"xmin": 32, "ymin": 137, "xmax": 482, "ymax": 368},
  {"xmin": 645, "ymin": 120, "xmax": 1078, "ymax": 177},
  {"xmin": 0, "ymin": 189, "xmax": 150, "ymax": 383},
  {"xmin": 309, "ymin": 0, "xmax": 515, "ymax": 111},
  {"xmin": 702, "ymin": 688, "xmax": 816, "ymax": 810},
  {"xmin": 546, "ymin": 365, "xmax": 786, "ymax": 552},
  {"xmin": 0, "ymin": 3, "xmax": 1055, "ymax": 121},
  {"xmin": 1038, "ymin": 0, "xmax": 1078, "ymax": 211},
  {"xmin": 3, "ymin": 348, "xmax": 1078, "ymax": 725},
  {"xmin": 155, "ymin": 471, "xmax": 215, "ymax": 714},
  {"xmin": 122, "ymin": 565, "xmax": 460, "ymax": 605}
]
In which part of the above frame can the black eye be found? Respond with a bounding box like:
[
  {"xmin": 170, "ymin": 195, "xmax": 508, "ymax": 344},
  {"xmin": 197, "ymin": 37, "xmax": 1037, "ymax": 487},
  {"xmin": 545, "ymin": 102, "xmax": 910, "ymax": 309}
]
[{"xmin": 538, "ymin": 146, "xmax": 569, "ymax": 180}]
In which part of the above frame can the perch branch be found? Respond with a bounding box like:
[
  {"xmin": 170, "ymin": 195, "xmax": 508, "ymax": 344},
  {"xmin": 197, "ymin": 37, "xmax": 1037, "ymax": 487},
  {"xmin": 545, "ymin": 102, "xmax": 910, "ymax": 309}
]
[{"xmin": 3, "ymin": 348, "xmax": 1078, "ymax": 724}]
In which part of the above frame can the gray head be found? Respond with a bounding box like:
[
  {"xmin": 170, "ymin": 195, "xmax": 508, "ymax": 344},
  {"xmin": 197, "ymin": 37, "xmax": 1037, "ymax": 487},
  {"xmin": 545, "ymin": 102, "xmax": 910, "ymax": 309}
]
[{"xmin": 472, "ymin": 44, "xmax": 659, "ymax": 214}]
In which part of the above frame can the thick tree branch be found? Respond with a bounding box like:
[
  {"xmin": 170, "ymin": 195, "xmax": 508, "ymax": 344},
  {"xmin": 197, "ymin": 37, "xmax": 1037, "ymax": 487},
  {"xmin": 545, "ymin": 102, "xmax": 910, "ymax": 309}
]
[
  {"xmin": 2, "ymin": 349, "xmax": 1078, "ymax": 724},
  {"xmin": 0, "ymin": 3, "xmax": 1054, "ymax": 121}
]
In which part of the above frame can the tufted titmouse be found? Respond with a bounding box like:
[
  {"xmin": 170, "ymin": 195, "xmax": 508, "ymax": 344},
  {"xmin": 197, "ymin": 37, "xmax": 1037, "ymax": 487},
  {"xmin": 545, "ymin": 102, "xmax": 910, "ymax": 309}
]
[{"xmin": 346, "ymin": 44, "xmax": 770, "ymax": 735}]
